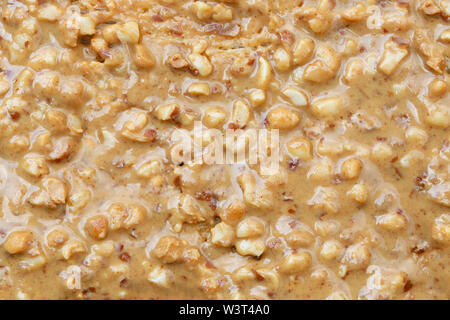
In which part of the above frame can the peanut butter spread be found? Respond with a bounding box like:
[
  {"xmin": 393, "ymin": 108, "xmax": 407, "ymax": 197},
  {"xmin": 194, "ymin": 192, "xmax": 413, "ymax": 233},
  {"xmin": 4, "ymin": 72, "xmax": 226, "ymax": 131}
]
[{"xmin": 0, "ymin": 0, "xmax": 449, "ymax": 300}]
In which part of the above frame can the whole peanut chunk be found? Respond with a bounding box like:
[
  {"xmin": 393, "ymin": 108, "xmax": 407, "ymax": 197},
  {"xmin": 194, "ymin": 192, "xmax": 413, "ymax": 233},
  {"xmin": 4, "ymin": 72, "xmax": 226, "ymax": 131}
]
[
  {"xmin": 85, "ymin": 215, "xmax": 109, "ymax": 240},
  {"xmin": 153, "ymin": 236, "xmax": 184, "ymax": 263},
  {"xmin": 4, "ymin": 230, "xmax": 33, "ymax": 254}
]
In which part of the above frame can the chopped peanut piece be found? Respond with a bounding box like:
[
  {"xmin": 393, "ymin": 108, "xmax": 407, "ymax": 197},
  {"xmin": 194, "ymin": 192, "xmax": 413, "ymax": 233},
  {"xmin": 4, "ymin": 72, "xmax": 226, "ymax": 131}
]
[
  {"xmin": 428, "ymin": 79, "xmax": 447, "ymax": 97},
  {"xmin": 69, "ymin": 190, "xmax": 91, "ymax": 213},
  {"xmin": 378, "ymin": 37, "xmax": 409, "ymax": 75},
  {"xmin": 203, "ymin": 107, "xmax": 227, "ymax": 128},
  {"xmin": 265, "ymin": 107, "xmax": 301, "ymax": 130},
  {"xmin": 297, "ymin": 7, "xmax": 332, "ymax": 34},
  {"xmin": 273, "ymin": 48, "xmax": 291, "ymax": 72},
  {"xmin": 348, "ymin": 183, "xmax": 369, "ymax": 203},
  {"xmin": 134, "ymin": 44, "xmax": 155, "ymax": 68},
  {"xmin": 0, "ymin": 78, "xmax": 10, "ymax": 96},
  {"xmin": 248, "ymin": 89, "xmax": 266, "ymax": 107},
  {"xmin": 230, "ymin": 56, "xmax": 255, "ymax": 76},
  {"xmin": 156, "ymin": 103, "xmax": 180, "ymax": 121},
  {"xmin": 293, "ymin": 38, "xmax": 315, "ymax": 66},
  {"xmin": 439, "ymin": 30, "xmax": 450, "ymax": 43},
  {"xmin": 280, "ymin": 251, "xmax": 312, "ymax": 274},
  {"xmin": 342, "ymin": 243, "xmax": 371, "ymax": 271},
  {"xmin": 432, "ymin": 214, "xmax": 450, "ymax": 245},
  {"xmin": 255, "ymin": 57, "xmax": 272, "ymax": 89},
  {"xmin": 153, "ymin": 236, "xmax": 184, "ymax": 263},
  {"xmin": 43, "ymin": 177, "xmax": 67, "ymax": 205},
  {"xmin": 308, "ymin": 159, "xmax": 333, "ymax": 181},
  {"xmin": 124, "ymin": 205, "xmax": 147, "ymax": 229},
  {"xmin": 188, "ymin": 53, "xmax": 213, "ymax": 77},
  {"xmin": 371, "ymin": 142, "xmax": 393, "ymax": 161},
  {"xmin": 231, "ymin": 100, "xmax": 251, "ymax": 128},
  {"xmin": 304, "ymin": 45, "xmax": 341, "ymax": 83},
  {"xmin": 235, "ymin": 238, "xmax": 266, "ymax": 257},
  {"xmin": 414, "ymin": 29, "xmax": 445, "ymax": 74},
  {"xmin": 61, "ymin": 240, "xmax": 86, "ymax": 260},
  {"xmin": 308, "ymin": 186, "xmax": 339, "ymax": 214},
  {"xmin": 310, "ymin": 97, "xmax": 343, "ymax": 118},
  {"xmin": 405, "ymin": 127, "xmax": 428, "ymax": 146},
  {"xmin": 238, "ymin": 172, "xmax": 273, "ymax": 210},
  {"xmin": 77, "ymin": 16, "xmax": 96, "ymax": 36},
  {"xmin": 219, "ymin": 196, "xmax": 246, "ymax": 226},
  {"xmin": 85, "ymin": 215, "xmax": 109, "ymax": 240},
  {"xmin": 136, "ymin": 160, "xmax": 161, "ymax": 178},
  {"xmin": 282, "ymin": 87, "xmax": 309, "ymax": 107},
  {"xmin": 148, "ymin": 265, "xmax": 175, "ymax": 288},
  {"xmin": 420, "ymin": 0, "xmax": 441, "ymax": 15},
  {"xmin": 192, "ymin": 40, "xmax": 208, "ymax": 54},
  {"xmin": 167, "ymin": 53, "xmax": 189, "ymax": 69},
  {"xmin": 117, "ymin": 22, "xmax": 140, "ymax": 44},
  {"xmin": 377, "ymin": 213, "xmax": 407, "ymax": 231},
  {"xmin": 103, "ymin": 24, "xmax": 120, "ymax": 44},
  {"xmin": 210, "ymin": 222, "xmax": 235, "ymax": 247},
  {"xmin": 4, "ymin": 231, "xmax": 33, "ymax": 254},
  {"xmin": 236, "ymin": 217, "xmax": 265, "ymax": 238},
  {"xmin": 46, "ymin": 229, "xmax": 69, "ymax": 249},
  {"xmin": 426, "ymin": 107, "xmax": 450, "ymax": 128},
  {"xmin": 286, "ymin": 229, "xmax": 315, "ymax": 248},
  {"xmin": 187, "ymin": 82, "xmax": 211, "ymax": 96},
  {"xmin": 191, "ymin": 2, "xmax": 213, "ymax": 20},
  {"xmin": 286, "ymin": 137, "xmax": 312, "ymax": 160},
  {"xmin": 343, "ymin": 59, "xmax": 365, "ymax": 83},
  {"xmin": 342, "ymin": 3, "xmax": 367, "ymax": 22},
  {"xmin": 107, "ymin": 203, "xmax": 128, "ymax": 231},
  {"xmin": 212, "ymin": 4, "xmax": 233, "ymax": 22},
  {"xmin": 21, "ymin": 156, "xmax": 49, "ymax": 178},
  {"xmin": 341, "ymin": 158, "xmax": 363, "ymax": 180},
  {"xmin": 37, "ymin": 4, "xmax": 62, "ymax": 22},
  {"xmin": 320, "ymin": 240, "xmax": 343, "ymax": 260}
]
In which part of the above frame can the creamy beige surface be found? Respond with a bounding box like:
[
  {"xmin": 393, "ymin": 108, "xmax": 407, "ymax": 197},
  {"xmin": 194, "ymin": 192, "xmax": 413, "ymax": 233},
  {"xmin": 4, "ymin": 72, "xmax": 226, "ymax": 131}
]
[{"xmin": 0, "ymin": 0, "xmax": 449, "ymax": 300}]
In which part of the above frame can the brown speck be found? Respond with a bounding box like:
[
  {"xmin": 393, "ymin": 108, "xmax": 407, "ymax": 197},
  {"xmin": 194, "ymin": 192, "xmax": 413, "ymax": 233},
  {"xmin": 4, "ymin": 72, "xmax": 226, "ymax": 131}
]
[
  {"xmin": 152, "ymin": 14, "xmax": 163, "ymax": 22},
  {"xmin": 196, "ymin": 191, "xmax": 213, "ymax": 201},
  {"xmin": 403, "ymin": 280, "xmax": 413, "ymax": 292},
  {"xmin": 228, "ymin": 123, "xmax": 240, "ymax": 130},
  {"xmin": 288, "ymin": 158, "xmax": 299, "ymax": 170},
  {"xmin": 411, "ymin": 246, "xmax": 425, "ymax": 255},
  {"xmin": 253, "ymin": 270, "xmax": 265, "ymax": 281},
  {"xmin": 332, "ymin": 174, "xmax": 343, "ymax": 185},
  {"xmin": 144, "ymin": 129, "xmax": 157, "ymax": 141},
  {"xmin": 9, "ymin": 111, "xmax": 20, "ymax": 120},
  {"xmin": 119, "ymin": 278, "xmax": 129, "ymax": 288},
  {"xmin": 211, "ymin": 84, "xmax": 223, "ymax": 94},
  {"xmin": 278, "ymin": 30, "xmax": 294, "ymax": 45},
  {"xmin": 119, "ymin": 252, "xmax": 131, "ymax": 262},
  {"xmin": 415, "ymin": 173, "xmax": 427, "ymax": 191},
  {"xmin": 394, "ymin": 167, "xmax": 403, "ymax": 178}
]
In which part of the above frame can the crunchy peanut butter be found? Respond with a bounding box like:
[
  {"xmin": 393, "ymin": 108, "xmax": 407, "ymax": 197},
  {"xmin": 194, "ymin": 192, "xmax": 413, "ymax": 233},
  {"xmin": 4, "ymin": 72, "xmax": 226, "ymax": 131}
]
[{"xmin": 0, "ymin": 0, "xmax": 448, "ymax": 300}]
